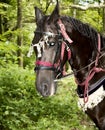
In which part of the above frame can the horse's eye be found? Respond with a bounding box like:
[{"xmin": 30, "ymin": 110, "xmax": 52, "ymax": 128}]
[{"xmin": 48, "ymin": 42, "xmax": 55, "ymax": 46}]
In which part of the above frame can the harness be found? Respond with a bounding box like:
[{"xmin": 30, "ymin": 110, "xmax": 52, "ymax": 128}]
[
  {"xmin": 76, "ymin": 34, "xmax": 105, "ymax": 102},
  {"xmin": 57, "ymin": 20, "xmax": 105, "ymax": 103}
]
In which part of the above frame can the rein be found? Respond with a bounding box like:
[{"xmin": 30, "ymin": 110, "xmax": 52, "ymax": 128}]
[
  {"xmin": 54, "ymin": 52, "xmax": 105, "ymax": 82},
  {"xmin": 76, "ymin": 34, "xmax": 105, "ymax": 103}
]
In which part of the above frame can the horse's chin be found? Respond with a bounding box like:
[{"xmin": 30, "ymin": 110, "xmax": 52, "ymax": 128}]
[
  {"xmin": 40, "ymin": 91, "xmax": 56, "ymax": 97},
  {"xmin": 38, "ymin": 88, "xmax": 56, "ymax": 97}
]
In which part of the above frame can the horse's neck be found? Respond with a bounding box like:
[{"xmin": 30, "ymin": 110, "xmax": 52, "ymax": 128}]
[
  {"xmin": 61, "ymin": 17, "xmax": 105, "ymax": 85},
  {"xmin": 71, "ymin": 39, "xmax": 105, "ymax": 88}
]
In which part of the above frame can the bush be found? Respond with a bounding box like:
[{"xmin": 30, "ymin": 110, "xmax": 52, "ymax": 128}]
[
  {"xmin": 0, "ymin": 65, "xmax": 96, "ymax": 130},
  {"xmin": 0, "ymin": 65, "xmax": 36, "ymax": 130}
]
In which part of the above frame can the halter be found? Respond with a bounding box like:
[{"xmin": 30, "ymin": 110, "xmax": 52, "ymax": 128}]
[
  {"xmin": 34, "ymin": 19, "xmax": 73, "ymax": 78},
  {"xmin": 34, "ymin": 33, "xmax": 62, "ymax": 74}
]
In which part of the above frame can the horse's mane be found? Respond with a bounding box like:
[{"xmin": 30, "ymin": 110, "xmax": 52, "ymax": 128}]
[{"xmin": 61, "ymin": 16, "xmax": 105, "ymax": 50}]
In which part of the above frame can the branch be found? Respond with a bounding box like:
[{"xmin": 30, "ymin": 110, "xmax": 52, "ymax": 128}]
[
  {"xmin": 44, "ymin": 0, "xmax": 52, "ymax": 13},
  {"xmin": 67, "ymin": 4, "xmax": 105, "ymax": 11}
]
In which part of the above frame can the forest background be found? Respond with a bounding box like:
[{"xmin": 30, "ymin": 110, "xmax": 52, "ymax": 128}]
[{"xmin": 0, "ymin": 0, "xmax": 105, "ymax": 130}]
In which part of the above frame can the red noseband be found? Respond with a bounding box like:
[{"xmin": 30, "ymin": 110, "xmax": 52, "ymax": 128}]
[
  {"xmin": 35, "ymin": 60, "xmax": 57, "ymax": 71},
  {"xmin": 36, "ymin": 60, "xmax": 54, "ymax": 67}
]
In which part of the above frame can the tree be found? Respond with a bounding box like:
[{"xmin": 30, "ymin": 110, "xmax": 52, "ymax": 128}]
[
  {"xmin": 0, "ymin": 0, "xmax": 105, "ymax": 68},
  {"xmin": 17, "ymin": 0, "xmax": 23, "ymax": 67},
  {"xmin": 0, "ymin": 1, "xmax": 8, "ymax": 34}
]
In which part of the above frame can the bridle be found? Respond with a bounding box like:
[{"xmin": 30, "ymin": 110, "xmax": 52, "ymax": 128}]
[
  {"xmin": 34, "ymin": 19, "xmax": 72, "ymax": 78},
  {"xmin": 35, "ymin": 38, "xmax": 62, "ymax": 76}
]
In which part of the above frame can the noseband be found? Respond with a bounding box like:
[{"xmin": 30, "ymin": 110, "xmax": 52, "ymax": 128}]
[{"xmin": 35, "ymin": 60, "xmax": 56, "ymax": 71}]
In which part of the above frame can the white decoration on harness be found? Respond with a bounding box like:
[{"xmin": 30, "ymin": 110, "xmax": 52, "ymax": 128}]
[
  {"xmin": 45, "ymin": 32, "xmax": 55, "ymax": 37},
  {"xmin": 78, "ymin": 85, "xmax": 105, "ymax": 111},
  {"xmin": 27, "ymin": 32, "xmax": 55, "ymax": 58},
  {"xmin": 27, "ymin": 38, "xmax": 45, "ymax": 58},
  {"xmin": 35, "ymin": 40, "xmax": 45, "ymax": 58},
  {"xmin": 27, "ymin": 44, "xmax": 34, "ymax": 57}
]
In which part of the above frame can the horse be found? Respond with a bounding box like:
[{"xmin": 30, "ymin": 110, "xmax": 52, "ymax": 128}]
[{"xmin": 32, "ymin": 1, "xmax": 105, "ymax": 130}]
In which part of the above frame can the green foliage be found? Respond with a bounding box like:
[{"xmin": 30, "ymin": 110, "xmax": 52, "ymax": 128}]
[
  {"xmin": 0, "ymin": 65, "xmax": 36, "ymax": 130},
  {"xmin": 0, "ymin": 65, "xmax": 97, "ymax": 130},
  {"xmin": 0, "ymin": 0, "xmax": 104, "ymax": 68},
  {"xmin": 0, "ymin": 0, "xmax": 104, "ymax": 129},
  {"xmin": 78, "ymin": 10, "xmax": 103, "ymax": 32}
]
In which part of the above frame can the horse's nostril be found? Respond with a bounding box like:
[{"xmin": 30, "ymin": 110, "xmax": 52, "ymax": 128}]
[
  {"xmin": 42, "ymin": 83, "xmax": 48, "ymax": 91},
  {"xmin": 41, "ymin": 83, "xmax": 49, "ymax": 96}
]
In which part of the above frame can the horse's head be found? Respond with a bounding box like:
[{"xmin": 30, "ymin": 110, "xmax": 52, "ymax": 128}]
[{"xmin": 32, "ymin": 1, "xmax": 68, "ymax": 97}]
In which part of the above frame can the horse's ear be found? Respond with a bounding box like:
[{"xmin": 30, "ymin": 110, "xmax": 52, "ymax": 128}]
[
  {"xmin": 48, "ymin": 0, "xmax": 59, "ymax": 23},
  {"xmin": 35, "ymin": 7, "xmax": 44, "ymax": 24}
]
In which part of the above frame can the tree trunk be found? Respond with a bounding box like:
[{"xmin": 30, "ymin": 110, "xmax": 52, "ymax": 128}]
[
  {"xmin": 0, "ymin": 15, "xmax": 3, "ymax": 34},
  {"xmin": 17, "ymin": 0, "xmax": 23, "ymax": 67},
  {"xmin": 0, "ymin": 2, "xmax": 8, "ymax": 34},
  {"xmin": 72, "ymin": 0, "xmax": 77, "ymax": 18}
]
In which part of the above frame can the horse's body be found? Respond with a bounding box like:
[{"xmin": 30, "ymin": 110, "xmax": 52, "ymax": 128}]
[{"xmin": 32, "ymin": 1, "xmax": 105, "ymax": 129}]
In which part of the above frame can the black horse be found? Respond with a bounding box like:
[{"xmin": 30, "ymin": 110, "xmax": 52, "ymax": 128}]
[{"xmin": 32, "ymin": 1, "xmax": 105, "ymax": 130}]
